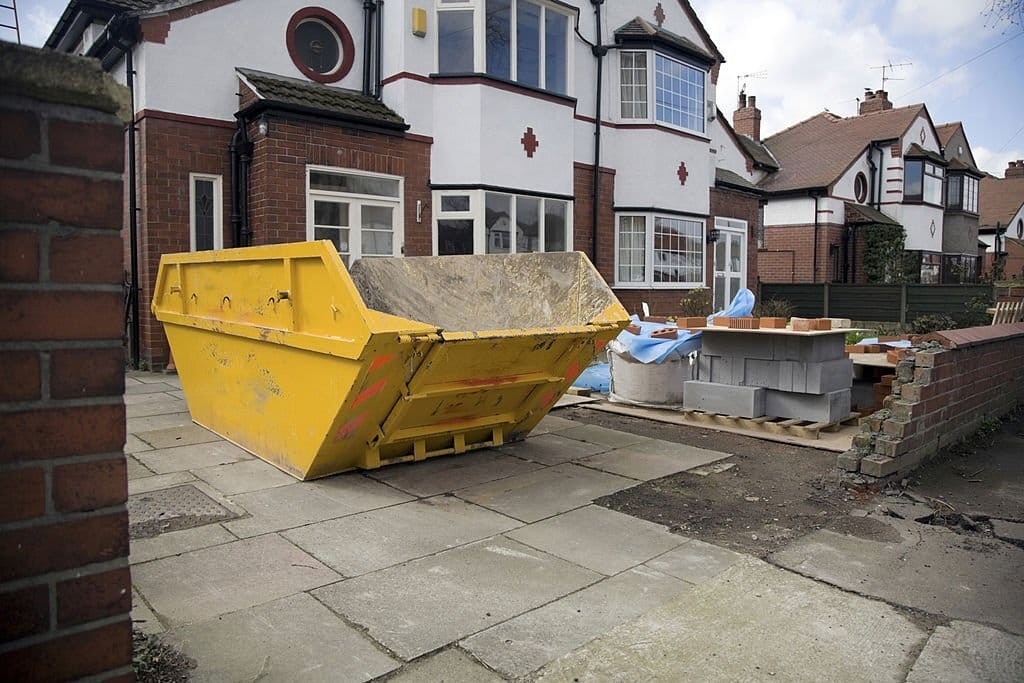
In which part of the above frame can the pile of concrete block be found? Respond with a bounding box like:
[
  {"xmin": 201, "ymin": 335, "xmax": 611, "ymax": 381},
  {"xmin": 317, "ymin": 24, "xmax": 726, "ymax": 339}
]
[{"xmin": 683, "ymin": 330, "xmax": 852, "ymax": 422}]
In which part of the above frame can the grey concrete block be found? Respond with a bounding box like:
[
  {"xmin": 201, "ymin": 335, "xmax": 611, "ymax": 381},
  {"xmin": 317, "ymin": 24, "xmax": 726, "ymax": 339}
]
[
  {"xmin": 764, "ymin": 388, "xmax": 851, "ymax": 423},
  {"xmin": 700, "ymin": 333, "xmax": 775, "ymax": 360},
  {"xmin": 683, "ymin": 381, "xmax": 765, "ymax": 418},
  {"xmin": 771, "ymin": 334, "xmax": 846, "ymax": 363}
]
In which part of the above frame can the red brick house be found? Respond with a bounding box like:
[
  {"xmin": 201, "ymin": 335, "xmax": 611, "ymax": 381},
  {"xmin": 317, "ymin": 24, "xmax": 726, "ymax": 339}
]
[
  {"xmin": 979, "ymin": 160, "xmax": 1024, "ymax": 280},
  {"xmin": 47, "ymin": 0, "xmax": 765, "ymax": 369}
]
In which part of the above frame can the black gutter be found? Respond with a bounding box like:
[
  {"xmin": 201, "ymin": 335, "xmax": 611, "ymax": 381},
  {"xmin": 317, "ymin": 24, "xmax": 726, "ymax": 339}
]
[
  {"xmin": 238, "ymin": 99, "xmax": 408, "ymax": 134},
  {"xmin": 590, "ymin": 0, "xmax": 606, "ymax": 272}
]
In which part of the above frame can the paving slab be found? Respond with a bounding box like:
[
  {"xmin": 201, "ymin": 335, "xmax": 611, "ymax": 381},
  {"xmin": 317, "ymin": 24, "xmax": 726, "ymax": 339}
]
[
  {"xmin": 127, "ymin": 412, "xmax": 195, "ymax": 433},
  {"xmin": 499, "ymin": 433, "xmax": 609, "ymax": 466},
  {"xmin": 506, "ymin": 505, "xmax": 684, "ymax": 575},
  {"xmin": 130, "ymin": 523, "xmax": 237, "ymax": 565},
  {"xmin": 906, "ymin": 620, "xmax": 1024, "ymax": 683},
  {"xmin": 535, "ymin": 556, "xmax": 926, "ymax": 682},
  {"xmin": 364, "ymin": 450, "xmax": 543, "ymax": 498},
  {"xmin": 579, "ymin": 442, "xmax": 730, "ymax": 481},
  {"xmin": 125, "ymin": 382, "xmax": 177, "ymax": 395},
  {"xmin": 555, "ymin": 394, "xmax": 599, "ymax": 408},
  {"xmin": 135, "ymin": 424, "xmax": 222, "ymax": 449},
  {"xmin": 128, "ymin": 372, "xmax": 179, "ymax": 384},
  {"xmin": 284, "ymin": 495, "xmax": 520, "ymax": 577},
  {"xmin": 131, "ymin": 589, "xmax": 164, "ymax": 635},
  {"xmin": 132, "ymin": 534, "xmax": 340, "ymax": 627},
  {"xmin": 457, "ymin": 463, "xmax": 636, "ymax": 523},
  {"xmin": 126, "ymin": 456, "xmax": 153, "ymax": 481},
  {"xmin": 312, "ymin": 536, "xmax": 601, "ymax": 660},
  {"xmin": 644, "ymin": 538, "xmax": 744, "ymax": 584},
  {"xmin": 125, "ymin": 391, "xmax": 180, "ymax": 406},
  {"xmin": 128, "ymin": 471, "xmax": 196, "ymax": 496},
  {"xmin": 992, "ymin": 519, "xmax": 1024, "ymax": 544},
  {"xmin": 387, "ymin": 648, "xmax": 504, "ymax": 683},
  {"xmin": 166, "ymin": 389, "xmax": 186, "ymax": 400},
  {"xmin": 224, "ymin": 475, "xmax": 413, "ymax": 538},
  {"xmin": 462, "ymin": 566, "xmax": 691, "ymax": 678},
  {"xmin": 136, "ymin": 441, "xmax": 251, "ymax": 474},
  {"xmin": 556, "ymin": 424, "xmax": 653, "ymax": 449},
  {"xmin": 164, "ymin": 593, "xmax": 399, "ymax": 683},
  {"xmin": 771, "ymin": 522, "xmax": 1024, "ymax": 634},
  {"xmin": 529, "ymin": 414, "xmax": 580, "ymax": 436},
  {"xmin": 126, "ymin": 398, "xmax": 189, "ymax": 419},
  {"xmin": 125, "ymin": 434, "xmax": 154, "ymax": 455},
  {"xmin": 193, "ymin": 459, "xmax": 296, "ymax": 496}
]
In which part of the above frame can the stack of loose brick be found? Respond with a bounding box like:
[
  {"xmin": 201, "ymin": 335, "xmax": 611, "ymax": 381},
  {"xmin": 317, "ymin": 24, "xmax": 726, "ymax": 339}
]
[
  {"xmin": 684, "ymin": 325, "xmax": 853, "ymax": 422},
  {"xmin": 0, "ymin": 44, "xmax": 132, "ymax": 681},
  {"xmin": 839, "ymin": 325, "xmax": 1024, "ymax": 480}
]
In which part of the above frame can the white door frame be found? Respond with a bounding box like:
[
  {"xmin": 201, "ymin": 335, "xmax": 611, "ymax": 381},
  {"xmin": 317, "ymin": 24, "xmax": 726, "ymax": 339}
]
[{"xmin": 712, "ymin": 218, "xmax": 747, "ymax": 311}]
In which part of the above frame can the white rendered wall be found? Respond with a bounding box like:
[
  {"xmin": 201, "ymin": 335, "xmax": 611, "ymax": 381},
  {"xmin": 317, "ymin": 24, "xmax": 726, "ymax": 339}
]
[
  {"xmin": 832, "ymin": 150, "xmax": 870, "ymax": 202},
  {"xmin": 890, "ymin": 203, "xmax": 944, "ymax": 251},
  {"xmin": 709, "ymin": 116, "xmax": 758, "ymax": 184},
  {"xmin": 764, "ymin": 197, "xmax": 816, "ymax": 225},
  {"xmin": 605, "ymin": 128, "xmax": 710, "ymax": 213}
]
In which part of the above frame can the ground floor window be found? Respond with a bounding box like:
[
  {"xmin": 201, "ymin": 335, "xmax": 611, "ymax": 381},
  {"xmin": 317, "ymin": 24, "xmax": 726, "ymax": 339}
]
[
  {"xmin": 615, "ymin": 213, "xmax": 705, "ymax": 288},
  {"xmin": 904, "ymin": 250, "xmax": 942, "ymax": 284},
  {"xmin": 433, "ymin": 189, "xmax": 571, "ymax": 256},
  {"xmin": 189, "ymin": 173, "xmax": 223, "ymax": 251},
  {"xmin": 941, "ymin": 254, "xmax": 979, "ymax": 284},
  {"xmin": 307, "ymin": 166, "xmax": 403, "ymax": 266}
]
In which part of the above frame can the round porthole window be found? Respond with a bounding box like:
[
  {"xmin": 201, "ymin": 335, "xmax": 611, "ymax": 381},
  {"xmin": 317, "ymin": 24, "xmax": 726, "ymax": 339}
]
[
  {"xmin": 854, "ymin": 172, "xmax": 868, "ymax": 203},
  {"xmin": 286, "ymin": 8, "xmax": 354, "ymax": 84}
]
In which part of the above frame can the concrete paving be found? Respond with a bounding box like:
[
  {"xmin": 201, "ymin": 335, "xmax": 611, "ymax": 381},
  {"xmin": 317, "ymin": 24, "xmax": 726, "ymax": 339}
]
[{"xmin": 123, "ymin": 373, "xmax": 1024, "ymax": 680}]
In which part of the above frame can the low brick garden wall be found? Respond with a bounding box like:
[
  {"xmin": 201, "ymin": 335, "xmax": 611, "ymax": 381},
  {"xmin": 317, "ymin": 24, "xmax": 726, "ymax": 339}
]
[{"xmin": 840, "ymin": 322, "xmax": 1024, "ymax": 480}]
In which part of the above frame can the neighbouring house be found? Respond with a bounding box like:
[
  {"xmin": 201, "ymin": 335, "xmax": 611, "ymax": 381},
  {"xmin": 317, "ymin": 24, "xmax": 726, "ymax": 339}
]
[
  {"xmin": 979, "ymin": 160, "xmax": 1024, "ymax": 280},
  {"xmin": 733, "ymin": 88, "xmax": 983, "ymax": 285},
  {"xmin": 47, "ymin": 0, "xmax": 764, "ymax": 369}
]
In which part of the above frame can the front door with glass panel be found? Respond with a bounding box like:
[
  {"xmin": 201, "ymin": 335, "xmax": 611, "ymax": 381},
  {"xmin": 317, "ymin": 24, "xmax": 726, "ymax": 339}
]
[{"xmin": 713, "ymin": 219, "xmax": 747, "ymax": 311}]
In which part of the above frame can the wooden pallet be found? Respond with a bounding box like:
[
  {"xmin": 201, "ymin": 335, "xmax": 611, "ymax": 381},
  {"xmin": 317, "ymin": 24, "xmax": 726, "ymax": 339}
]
[{"xmin": 680, "ymin": 410, "xmax": 861, "ymax": 439}]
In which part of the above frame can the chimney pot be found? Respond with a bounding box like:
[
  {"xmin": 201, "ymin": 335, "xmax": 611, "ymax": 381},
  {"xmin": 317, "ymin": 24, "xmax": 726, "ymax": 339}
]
[
  {"xmin": 739, "ymin": 93, "xmax": 747, "ymax": 108},
  {"xmin": 748, "ymin": 95, "xmax": 756, "ymax": 108}
]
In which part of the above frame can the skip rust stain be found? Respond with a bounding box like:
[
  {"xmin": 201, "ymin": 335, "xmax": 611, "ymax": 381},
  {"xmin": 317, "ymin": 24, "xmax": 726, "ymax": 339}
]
[
  {"xmin": 334, "ymin": 413, "xmax": 368, "ymax": 441},
  {"xmin": 351, "ymin": 377, "xmax": 388, "ymax": 408},
  {"xmin": 368, "ymin": 353, "xmax": 396, "ymax": 373}
]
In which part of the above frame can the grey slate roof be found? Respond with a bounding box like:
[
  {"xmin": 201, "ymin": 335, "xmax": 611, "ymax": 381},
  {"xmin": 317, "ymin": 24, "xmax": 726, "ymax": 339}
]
[
  {"xmin": 237, "ymin": 68, "xmax": 406, "ymax": 129},
  {"xmin": 715, "ymin": 168, "xmax": 761, "ymax": 193},
  {"xmin": 614, "ymin": 17, "xmax": 715, "ymax": 63},
  {"xmin": 736, "ymin": 134, "xmax": 779, "ymax": 171},
  {"xmin": 845, "ymin": 202, "xmax": 900, "ymax": 226}
]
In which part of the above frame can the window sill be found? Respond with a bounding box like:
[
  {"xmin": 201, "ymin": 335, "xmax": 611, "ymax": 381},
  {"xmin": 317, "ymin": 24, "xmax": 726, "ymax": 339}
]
[
  {"xmin": 902, "ymin": 199, "xmax": 945, "ymax": 209},
  {"xmin": 614, "ymin": 282, "xmax": 706, "ymax": 290}
]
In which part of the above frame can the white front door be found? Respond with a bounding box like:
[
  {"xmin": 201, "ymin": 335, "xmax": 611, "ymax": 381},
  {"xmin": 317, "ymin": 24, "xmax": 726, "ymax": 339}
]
[{"xmin": 713, "ymin": 219, "xmax": 747, "ymax": 312}]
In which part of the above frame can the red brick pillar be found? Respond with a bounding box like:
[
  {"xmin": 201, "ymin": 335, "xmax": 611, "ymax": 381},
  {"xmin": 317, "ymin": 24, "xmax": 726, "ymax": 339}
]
[{"xmin": 0, "ymin": 44, "xmax": 132, "ymax": 680}]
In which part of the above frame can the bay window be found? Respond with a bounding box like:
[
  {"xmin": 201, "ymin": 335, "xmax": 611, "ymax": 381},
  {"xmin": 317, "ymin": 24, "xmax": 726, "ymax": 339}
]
[
  {"xmin": 307, "ymin": 167, "xmax": 403, "ymax": 266},
  {"xmin": 437, "ymin": 0, "xmax": 571, "ymax": 95},
  {"xmin": 945, "ymin": 173, "xmax": 979, "ymax": 214},
  {"xmin": 619, "ymin": 50, "xmax": 706, "ymax": 134},
  {"xmin": 434, "ymin": 189, "xmax": 571, "ymax": 255},
  {"xmin": 615, "ymin": 214, "xmax": 705, "ymax": 287},
  {"xmin": 904, "ymin": 159, "xmax": 944, "ymax": 205}
]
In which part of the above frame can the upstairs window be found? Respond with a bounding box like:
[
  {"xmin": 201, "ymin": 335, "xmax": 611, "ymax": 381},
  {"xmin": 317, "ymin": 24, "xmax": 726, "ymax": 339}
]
[
  {"xmin": 437, "ymin": 0, "xmax": 571, "ymax": 95},
  {"xmin": 619, "ymin": 50, "xmax": 706, "ymax": 134},
  {"xmin": 904, "ymin": 159, "xmax": 944, "ymax": 205},
  {"xmin": 945, "ymin": 173, "xmax": 978, "ymax": 214}
]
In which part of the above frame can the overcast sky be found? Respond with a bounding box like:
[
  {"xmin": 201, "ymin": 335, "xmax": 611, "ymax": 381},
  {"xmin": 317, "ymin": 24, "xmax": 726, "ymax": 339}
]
[{"xmin": 9, "ymin": 0, "xmax": 1024, "ymax": 177}]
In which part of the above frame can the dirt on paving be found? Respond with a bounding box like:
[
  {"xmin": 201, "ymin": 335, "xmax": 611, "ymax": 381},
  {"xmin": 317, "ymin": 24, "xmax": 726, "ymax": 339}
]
[{"xmin": 560, "ymin": 406, "xmax": 901, "ymax": 558}]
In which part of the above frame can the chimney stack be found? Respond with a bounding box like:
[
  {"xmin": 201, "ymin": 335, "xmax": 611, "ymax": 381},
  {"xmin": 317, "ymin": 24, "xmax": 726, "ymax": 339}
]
[
  {"xmin": 859, "ymin": 89, "xmax": 893, "ymax": 115},
  {"xmin": 1007, "ymin": 160, "xmax": 1024, "ymax": 178},
  {"xmin": 733, "ymin": 92, "xmax": 762, "ymax": 141}
]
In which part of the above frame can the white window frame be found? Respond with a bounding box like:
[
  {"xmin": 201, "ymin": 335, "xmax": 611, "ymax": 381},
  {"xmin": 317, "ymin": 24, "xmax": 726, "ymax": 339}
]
[
  {"xmin": 614, "ymin": 212, "xmax": 706, "ymax": 289},
  {"xmin": 432, "ymin": 189, "xmax": 573, "ymax": 255},
  {"xmin": 305, "ymin": 165, "xmax": 404, "ymax": 263},
  {"xmin": 616, "ymin": 49, "xmax": 707, "ymax": 136},
  {"xmin": 435, "ymin": 0, "xmax": 574, "ymax": 96},
  {"xmin": 189, "ymin": 173, "xmax": 223, "ymax": 252},
  {"xmin": 712, "ymin": 217, "xmax": 748, "ymax": 309}
]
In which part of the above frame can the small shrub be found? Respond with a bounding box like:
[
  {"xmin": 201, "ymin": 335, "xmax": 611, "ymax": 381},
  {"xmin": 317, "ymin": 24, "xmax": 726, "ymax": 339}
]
[
  {"xmin": 909, "ymin": 314, "xmax": 957, "ymax": 334},
  {"xmin": 754, "ymin": 298, "xmax": 795, "ymax": 319},
  {"xmin": 678, "ymin": 288, "xmax": 713, "ymax": 317},
  {"xmin": 873, "ymin": 322, "xmax": 906, "ymax": 337},
  {"xmin": 959, "ymin": 294, "xmax": 993, "ymax": 328}
]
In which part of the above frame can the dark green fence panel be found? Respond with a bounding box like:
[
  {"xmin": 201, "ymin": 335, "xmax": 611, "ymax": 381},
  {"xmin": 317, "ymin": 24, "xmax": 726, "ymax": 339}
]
[
  {"xmin": 827, "ymin": 285, "xmax": 902, "ymax": 321},
  {"xmin": 759, "ymin": 284, "xmax": 824, "ymax": 317},
  {"xmin": 905, "ymin": 285, "xmax": 992, "ymax": 320}
]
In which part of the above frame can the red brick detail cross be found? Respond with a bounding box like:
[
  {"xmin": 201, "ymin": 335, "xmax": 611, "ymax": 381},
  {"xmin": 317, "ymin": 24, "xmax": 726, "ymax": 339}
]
[
  {"xmin": 677, "ymin": 161, "xmax": 688, "ymax": 186},
  {"xmin": 521, "ymin": 127, "xmax": 539, "ymax": 158},
  {"xmin": 654, "ymin": 3, "xmax": 666, "ymax": 27}
]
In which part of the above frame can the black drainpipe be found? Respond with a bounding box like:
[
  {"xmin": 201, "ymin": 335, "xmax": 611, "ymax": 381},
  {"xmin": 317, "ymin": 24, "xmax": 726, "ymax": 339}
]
[
  {"xmin": 363, "ymin": 1, "xmax": 376, "ymax": 96},
  {"xmin": 590, "ymin": 1, "xmax": 606, "ymax": 271},
  {"xmin": 125, "ymin": 46, "xmax": 140, "ymax": 368},
  {"xmin": 374, "ymin": 1, "xmax": 384, "ymax": 97},
  {"xmin": 229, "ymin": 116, "xmax": 253, "ymax": 247}
]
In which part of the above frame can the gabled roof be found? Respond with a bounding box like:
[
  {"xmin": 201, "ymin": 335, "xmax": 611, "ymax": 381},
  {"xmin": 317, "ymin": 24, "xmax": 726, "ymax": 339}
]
[
  {"xmin": 935, "ymin": 122, "xmax": 960, "ymax": 148},
  {"xmin": 715, "ymin": 168, "xmax": 761, "ymax": 193},
  {"xmin": 236, "ymin": 68, "xmax": 406, "ymax": 130},
  {"xmin": 614, "ymin": 17, "xmax": 715, "ymax": 64},
  {"xmin": 904, "ymin": 143, "xmax": 946, "ymax": 165},
  {"xmin": 46, "ymin": 0, "xmax": 160, "ymax": 49},
  {"xmin": 760, "ymin": 104, "xmax": 926, "ymax": 192},
  {"xmin": 736, "ymin": 133, "xmax": 779, "ymax": 171},
  {"xmin": 676, "ymin": 0, "xmax": 725, "ymax": 63},
  {"xmin": 979, "ymin": 173, "xmax": 1024, "ymax": 229}
]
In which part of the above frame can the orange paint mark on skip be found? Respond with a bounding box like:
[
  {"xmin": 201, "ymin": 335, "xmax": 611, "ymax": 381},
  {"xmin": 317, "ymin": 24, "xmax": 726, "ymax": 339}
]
[
  {"xmin": 563, "ymin": 360, "xmax": 582, "ymax": 383},
  {"xmin": 368, "ymin": 353, "xmax": 396, "ymax": 373},
  {"xmin": 351, "ymin": 377, "xmax": 388, "ymax": 409},
  {"xmin": 334, "ymin": 413, "xmax": 368, "ymax": 441},
  {"xmin": 595, "ymin": 339, "xmax": 607, "ymax": 352},
  {"xmin": 539, "ymin": 389, "xmax": 557, "ymax": 407}
]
